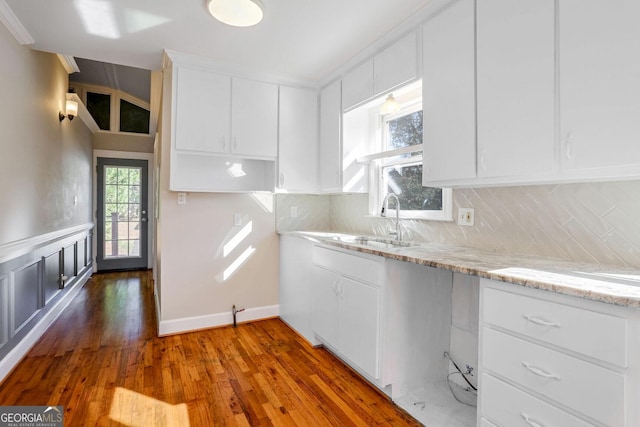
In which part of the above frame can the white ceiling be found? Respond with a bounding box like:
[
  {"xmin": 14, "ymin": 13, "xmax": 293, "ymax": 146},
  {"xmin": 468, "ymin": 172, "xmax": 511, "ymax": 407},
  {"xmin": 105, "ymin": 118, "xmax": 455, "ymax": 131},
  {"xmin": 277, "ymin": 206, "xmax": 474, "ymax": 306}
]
[{"xmin": 4, "ymin": 0, "xmax": 433, "ymax": 83}]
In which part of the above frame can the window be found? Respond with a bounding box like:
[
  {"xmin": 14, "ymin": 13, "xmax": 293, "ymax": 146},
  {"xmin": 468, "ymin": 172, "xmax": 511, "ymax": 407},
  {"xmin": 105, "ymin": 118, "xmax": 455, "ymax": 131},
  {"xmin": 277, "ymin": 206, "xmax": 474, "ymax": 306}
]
[
  {"xmin": 369, "ymin": 86, "xmax": 452, "ymax": 221},
  {"xmin": 70, "ymin": 83, "xmax": 151, "ymax": 135},
  {"xmin": 87, "ymin": 92, "xmax": 111, "ymax": 131},
  {"xmin": 120, "ymin": 99, "xmax": 150, "ymax": 133}
]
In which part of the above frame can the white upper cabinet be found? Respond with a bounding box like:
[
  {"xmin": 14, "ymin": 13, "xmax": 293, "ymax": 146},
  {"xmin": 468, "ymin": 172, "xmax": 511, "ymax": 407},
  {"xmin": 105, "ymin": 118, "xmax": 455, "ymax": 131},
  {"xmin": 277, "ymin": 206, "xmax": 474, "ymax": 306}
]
[
  {"xmin": 319, "ymin": 80, "xmax": 342, "ymax": 193},
  {"xmin": 422, "ymin": 0, "xmax": 476, "ymax": 184},
  {"xmin": 559, "ymin": 0, "xmax": 640, "ymax": 176},
  {"xmin": 373, "ymin": 32, "xmax": 418, "ymax": 97},
  {"xmin": 174, "ymin": 66, "xmax": 231, "ymax": 154},
  {"xmin": 278, "ymin": 85, "xmax": 318, "ymax": 193},
  {"xmin": 231, "ymin": 77, "xmax": 278, "ymax": 158},
  {"xmin": 476, "ymin": 0, "xmax": 555, "ymax": 179},
  {"xmin": 342, "ymin": 59, "xmax": 374, "ymax": 111},
  {"xmin": 342, "ymin": 31, "xmax": 418, "ymax": 111}
]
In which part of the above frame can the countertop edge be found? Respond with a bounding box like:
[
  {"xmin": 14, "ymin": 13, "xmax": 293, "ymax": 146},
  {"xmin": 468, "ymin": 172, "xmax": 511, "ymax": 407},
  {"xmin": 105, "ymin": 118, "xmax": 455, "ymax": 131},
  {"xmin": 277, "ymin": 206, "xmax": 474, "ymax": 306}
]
[{"xmin": 281, "ymin": 231, "xmax": 640, "ymax": 309}]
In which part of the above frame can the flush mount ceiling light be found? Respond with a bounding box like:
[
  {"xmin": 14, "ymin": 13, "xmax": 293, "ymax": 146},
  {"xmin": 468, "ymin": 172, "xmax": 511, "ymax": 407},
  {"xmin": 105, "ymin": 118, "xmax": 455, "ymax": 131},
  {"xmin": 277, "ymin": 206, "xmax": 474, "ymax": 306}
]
[
  {"xmin": 207, "ymin": 0, "xmax": 264, "ymax": 27},
  {"xmin": 380, "ymin": 93, "xmax": 401, "ymax": 115}
]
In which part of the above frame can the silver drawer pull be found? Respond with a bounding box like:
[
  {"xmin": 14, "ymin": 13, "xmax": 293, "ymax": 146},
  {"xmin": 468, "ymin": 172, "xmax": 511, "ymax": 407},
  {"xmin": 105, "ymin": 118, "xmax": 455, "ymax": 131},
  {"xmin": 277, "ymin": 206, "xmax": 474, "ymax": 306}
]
[
  {"xmin": 523, "ymin": 314, "xmax": 561, "ymax": 328},
  {"xmin": 522, "ymin": 361, "xmax": 561, "ymax": 380},
  {"xmin": 521, "ymin": 412, "xmax": 545, "ymax": 427}
]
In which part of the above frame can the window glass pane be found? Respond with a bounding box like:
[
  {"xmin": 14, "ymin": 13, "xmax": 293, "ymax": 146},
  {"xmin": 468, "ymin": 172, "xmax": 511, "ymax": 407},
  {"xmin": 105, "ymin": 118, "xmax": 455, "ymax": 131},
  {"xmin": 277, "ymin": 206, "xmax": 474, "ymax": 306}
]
[
  {"xmin": 120, "ymin": 99, "xmax": 150, "ymax": 134},
  {"xmin": 384, "ymin": 163, "xmax": 443, "ymax": 211},
  {"xmin": 385, "ymin": 110, "xmax": 423, "ymax": 155},
  {"xmin": 87, "ymin": 92, "xmax": 111, "ymax": 130}
]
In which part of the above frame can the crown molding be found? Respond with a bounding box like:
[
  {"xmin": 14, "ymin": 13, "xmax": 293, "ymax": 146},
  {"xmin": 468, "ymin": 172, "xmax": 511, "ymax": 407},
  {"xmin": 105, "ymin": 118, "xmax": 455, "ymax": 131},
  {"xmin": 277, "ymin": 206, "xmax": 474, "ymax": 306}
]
[
  {"xmin": 0, "ymin": 0, "xmax": 34, "ymax": 45},
  {"xmin": 57, "ymin": 54, "xmax": 80, "ymax": 74}
]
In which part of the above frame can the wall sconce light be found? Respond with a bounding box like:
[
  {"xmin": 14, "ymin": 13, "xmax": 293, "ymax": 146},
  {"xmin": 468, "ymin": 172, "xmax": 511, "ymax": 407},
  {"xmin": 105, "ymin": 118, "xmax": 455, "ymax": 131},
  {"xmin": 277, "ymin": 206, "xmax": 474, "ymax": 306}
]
[
  {"xmin": 59, "ymin": 100, "xmax": 78, "ymax": 122},
  {"xmin": 207, "ymin": 0, "xmax": 264, "ymax": 27},
  {"xmin": 380, "ymin": 93, "xmax": 401, "ymax": 115}
]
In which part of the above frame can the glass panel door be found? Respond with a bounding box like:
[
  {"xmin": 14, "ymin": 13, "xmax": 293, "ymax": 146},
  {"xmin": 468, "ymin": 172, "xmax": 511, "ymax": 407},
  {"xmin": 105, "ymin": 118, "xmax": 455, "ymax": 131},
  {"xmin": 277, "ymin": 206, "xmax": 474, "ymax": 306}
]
[{"xmin": 96, "ymin": 158, "xmax": 148, "ymax": 271}]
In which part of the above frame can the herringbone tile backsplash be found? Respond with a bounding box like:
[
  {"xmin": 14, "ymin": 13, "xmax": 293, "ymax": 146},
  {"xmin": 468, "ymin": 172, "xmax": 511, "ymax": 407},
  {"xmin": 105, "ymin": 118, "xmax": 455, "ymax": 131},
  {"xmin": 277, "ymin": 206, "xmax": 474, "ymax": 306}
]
[{"xmin": 277, "ymin": 180, "xmax": 640, "ymax": 267}]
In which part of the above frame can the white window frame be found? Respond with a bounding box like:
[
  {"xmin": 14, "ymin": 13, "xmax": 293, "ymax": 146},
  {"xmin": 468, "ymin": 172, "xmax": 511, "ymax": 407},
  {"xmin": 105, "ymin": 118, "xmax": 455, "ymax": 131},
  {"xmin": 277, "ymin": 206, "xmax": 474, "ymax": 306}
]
[{"xmin": 367, "ymin": 96, "xmax": 453, "ymax": 221}]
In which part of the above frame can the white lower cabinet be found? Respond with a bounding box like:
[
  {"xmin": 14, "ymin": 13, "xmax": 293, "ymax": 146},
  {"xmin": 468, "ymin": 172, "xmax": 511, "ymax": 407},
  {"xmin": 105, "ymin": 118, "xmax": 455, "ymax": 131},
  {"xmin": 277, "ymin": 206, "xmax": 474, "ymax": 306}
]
[
  {"xmin": 312, "ymin": 245, "xmax": 383, "ymax": 381},
  {"xmin": 479, "ymin": 279, "xmax": 640, "ymax": 427},
  {"xmin": 279, "ymin": 235, "xmax": 318, "ymax": 344}
]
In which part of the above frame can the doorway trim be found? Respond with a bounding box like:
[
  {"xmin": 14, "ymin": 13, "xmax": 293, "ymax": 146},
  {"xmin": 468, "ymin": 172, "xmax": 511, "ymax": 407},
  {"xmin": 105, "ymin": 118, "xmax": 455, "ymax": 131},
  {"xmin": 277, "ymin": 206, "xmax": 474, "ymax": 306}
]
[{"xmin": 93, "ymin": 149, "xmax": 155, "ymax": 272}]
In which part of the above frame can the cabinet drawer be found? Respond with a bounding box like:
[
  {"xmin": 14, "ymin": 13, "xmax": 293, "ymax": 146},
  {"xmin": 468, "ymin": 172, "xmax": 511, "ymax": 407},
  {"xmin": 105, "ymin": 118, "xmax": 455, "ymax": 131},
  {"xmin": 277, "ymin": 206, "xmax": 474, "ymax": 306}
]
[
  {"xmin": 483, "ymin": 286, "xmax": 627, "ymax": 367},
  {"xmin": 482, "ymin": 373, "xmax": 594, "ymax": 427},
  {"xmin": 313, "ymin": 245, "xmax": 382, "ymax": 285},
  {"xmin": 482, "ymin": 327, "xmax": 624, "ymax": 426}
]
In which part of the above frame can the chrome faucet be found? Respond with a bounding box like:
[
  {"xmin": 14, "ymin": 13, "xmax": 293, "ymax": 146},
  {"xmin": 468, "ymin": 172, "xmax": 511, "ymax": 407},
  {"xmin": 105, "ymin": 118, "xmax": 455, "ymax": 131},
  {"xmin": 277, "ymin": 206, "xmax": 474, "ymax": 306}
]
[{"xmin": 381, "ymin": 192, "xmax": 402, "ymax": 241}]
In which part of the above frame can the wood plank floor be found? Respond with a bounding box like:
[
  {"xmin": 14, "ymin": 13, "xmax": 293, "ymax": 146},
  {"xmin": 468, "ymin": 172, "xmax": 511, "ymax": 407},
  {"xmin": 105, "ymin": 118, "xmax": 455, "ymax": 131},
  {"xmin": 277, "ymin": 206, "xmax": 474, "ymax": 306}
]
[{"xmin": 0, "ymin": 271, "xmax": 422, "ymax": 426}]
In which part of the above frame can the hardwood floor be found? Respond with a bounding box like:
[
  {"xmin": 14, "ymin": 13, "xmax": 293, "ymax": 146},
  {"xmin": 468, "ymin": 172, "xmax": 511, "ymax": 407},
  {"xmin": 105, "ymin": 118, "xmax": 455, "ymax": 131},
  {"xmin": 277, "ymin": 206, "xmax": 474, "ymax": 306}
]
[{"xmin": 0, "ymin": 271, "xmax": 421, "ymax": 426}]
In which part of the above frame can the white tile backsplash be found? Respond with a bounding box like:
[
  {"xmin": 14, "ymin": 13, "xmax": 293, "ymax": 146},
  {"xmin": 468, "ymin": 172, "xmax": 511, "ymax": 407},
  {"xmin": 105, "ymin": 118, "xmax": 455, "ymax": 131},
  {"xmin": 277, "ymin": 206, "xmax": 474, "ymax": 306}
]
[{"xmin": 277, "ymin": 181, "xmax": 640, "ymax": 267}]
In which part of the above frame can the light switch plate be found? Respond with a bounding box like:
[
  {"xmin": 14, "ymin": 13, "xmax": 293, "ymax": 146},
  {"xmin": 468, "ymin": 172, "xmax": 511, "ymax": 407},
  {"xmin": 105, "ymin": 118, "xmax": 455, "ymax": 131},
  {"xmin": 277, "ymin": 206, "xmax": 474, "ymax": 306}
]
[
  {"xmin": 290, "ymin": 206, "xmax": 298, "ymax": 218},
  {"xmin": 234, "ymin": 213, "xmax": 242, "ymax": 226},
  {"xmin": 458, "ymin": 208, "xmax": 474, "ymax": 226}
]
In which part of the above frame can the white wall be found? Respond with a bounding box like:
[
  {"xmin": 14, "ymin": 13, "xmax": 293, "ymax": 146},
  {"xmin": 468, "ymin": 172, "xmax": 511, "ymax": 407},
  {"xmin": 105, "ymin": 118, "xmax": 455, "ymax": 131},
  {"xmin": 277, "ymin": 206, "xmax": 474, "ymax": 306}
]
[{"xmin": 0, "ymin": 23, "xmax": 93, "ymax": 246}]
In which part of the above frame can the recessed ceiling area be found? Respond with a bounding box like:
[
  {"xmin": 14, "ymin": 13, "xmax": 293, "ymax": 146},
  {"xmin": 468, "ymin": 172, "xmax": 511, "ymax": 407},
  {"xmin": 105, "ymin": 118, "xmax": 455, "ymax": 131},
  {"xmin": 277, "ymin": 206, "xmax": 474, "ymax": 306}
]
[
  {"xmin": 70, "ymin": 58, "xmax": 151, "ymax": 103},
  {"xmin": 4, "ymin": 0, "xmax": 433, "ymax": 82}
]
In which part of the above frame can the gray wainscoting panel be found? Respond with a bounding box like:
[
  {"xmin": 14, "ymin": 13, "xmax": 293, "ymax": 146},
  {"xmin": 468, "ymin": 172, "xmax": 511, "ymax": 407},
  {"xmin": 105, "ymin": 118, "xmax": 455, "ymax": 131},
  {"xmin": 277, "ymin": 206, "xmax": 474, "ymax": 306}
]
[
  {"xmin": 76, "ymin": 238, "xmax": 85, "ymax": 270},
  {"xmin": 43, "ymin": 252, "xmax": 61, "ymax": 305},
  {"xmin": 63, "ymin": 244, "xmax": 76, "ymax": 286},
  {"xmin": 13, "ymin": 261, "xmax": 40, "ymax": 334},
  {"xmin": 0, "ymin": 276, "xmax": 7, "ymax": 348}
]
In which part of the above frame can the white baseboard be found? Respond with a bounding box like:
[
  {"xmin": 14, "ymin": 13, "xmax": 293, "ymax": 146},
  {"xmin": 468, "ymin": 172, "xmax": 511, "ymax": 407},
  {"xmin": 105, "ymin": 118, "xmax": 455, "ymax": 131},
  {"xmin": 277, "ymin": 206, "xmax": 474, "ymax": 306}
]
[
  {"xmin": 158, "ymin": 304, "xmax": 280, "ymax": 336},
  {"xmin": 0, "ymin": 268, "xmax": 92, "ymax": 383}
]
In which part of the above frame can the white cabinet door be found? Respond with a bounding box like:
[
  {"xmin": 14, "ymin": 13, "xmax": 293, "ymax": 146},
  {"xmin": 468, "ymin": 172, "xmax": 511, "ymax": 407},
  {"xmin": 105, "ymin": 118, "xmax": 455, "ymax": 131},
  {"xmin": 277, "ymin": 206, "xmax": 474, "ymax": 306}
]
[
  {"xmin": 278, "ymin": 86, "xmax": 318, "ymax": 193},
  {"xmin": 231, "ymin": 77, "xmax": 278, "ymax": 158},
  {"xmin": 339, "ymin": 277, "xmax": 381, "ymax": 379},
  {"xmin": 476, "ymin": 0, "xmax": 555, "ymax": 178},
  {"xmin": 174, "ymin": 66, "xmax": 230, "ymax": 154},
  {"xmin": 279, "ymin": 235, "xmax": 316, "ymax": 343},
  {"xmin": 342, "ymin": 59, "xmax": 374, "ymax": 111},
  {"xmin": 373, "ymin": 31, "xmax": 418, "ymax": 96},
  {"xmin": 559, "ymin": 0, "xmax": 640, "ymax": 173},
  {"xmin": 312, "ymin": 266, "xmax": 339, "ymax": 348},
  {"xmin": 422, "ymin": 0, "xmax": 476, "ymax": 184},
  {"xmin": 319, "ymin": 80, "xmax": 342, "ymax": 193}
]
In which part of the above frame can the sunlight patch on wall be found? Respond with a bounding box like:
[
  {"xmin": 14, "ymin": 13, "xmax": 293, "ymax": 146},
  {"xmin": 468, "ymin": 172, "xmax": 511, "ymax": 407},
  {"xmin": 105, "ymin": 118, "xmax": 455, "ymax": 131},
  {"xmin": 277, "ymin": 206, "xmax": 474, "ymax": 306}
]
[
  {"xmin": 224, "ymin": 221, "xmax": 252, "ymax": 257},
  {"xmin": 250, "ymin": 193, "xmax": 274, "ymax": 213},
  {"xmin": 219, "ymin": 246, "xmax": 256, "ymax": 281}
]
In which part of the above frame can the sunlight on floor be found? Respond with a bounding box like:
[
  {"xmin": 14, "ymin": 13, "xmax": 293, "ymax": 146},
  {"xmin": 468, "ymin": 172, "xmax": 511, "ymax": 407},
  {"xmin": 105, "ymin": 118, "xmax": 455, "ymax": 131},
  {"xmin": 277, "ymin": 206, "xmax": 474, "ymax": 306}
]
[{"xmin": 109, "ymin": 387, "xmax": 190, "ymax": 427}]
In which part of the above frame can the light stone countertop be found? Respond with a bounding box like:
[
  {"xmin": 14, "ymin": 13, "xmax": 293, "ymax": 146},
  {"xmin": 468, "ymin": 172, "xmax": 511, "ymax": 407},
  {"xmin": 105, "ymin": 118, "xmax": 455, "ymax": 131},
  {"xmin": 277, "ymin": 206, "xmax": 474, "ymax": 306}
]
[{"xmin": 283, "ymin": 231, "xmax": 640, "ymax": 309}]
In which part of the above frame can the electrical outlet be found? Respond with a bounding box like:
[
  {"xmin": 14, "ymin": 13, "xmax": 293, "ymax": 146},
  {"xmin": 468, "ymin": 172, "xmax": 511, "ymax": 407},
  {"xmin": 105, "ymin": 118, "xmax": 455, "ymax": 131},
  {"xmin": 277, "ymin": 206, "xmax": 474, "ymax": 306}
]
[
  {"xmin": 290, "ymin": 206, "xmax": 298, "ymax": 218},
  {"xmin": 177, "ymin": 192, "xmax": 187, "ymax": 205},
  {"xmin": 458, "ymin": 208, "xmax": 474, "ymax": 226}
]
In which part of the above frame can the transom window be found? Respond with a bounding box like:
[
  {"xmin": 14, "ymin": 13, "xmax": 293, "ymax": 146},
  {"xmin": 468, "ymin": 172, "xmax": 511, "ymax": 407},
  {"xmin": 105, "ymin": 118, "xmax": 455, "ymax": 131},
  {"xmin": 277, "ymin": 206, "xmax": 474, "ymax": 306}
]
[{"xmin": 70, "ymin": 83, "xmax": 151, "ymax": 135}]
